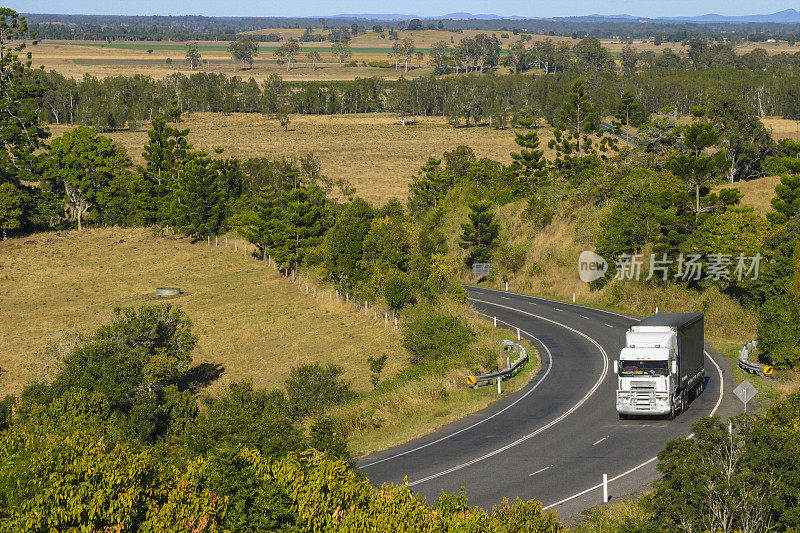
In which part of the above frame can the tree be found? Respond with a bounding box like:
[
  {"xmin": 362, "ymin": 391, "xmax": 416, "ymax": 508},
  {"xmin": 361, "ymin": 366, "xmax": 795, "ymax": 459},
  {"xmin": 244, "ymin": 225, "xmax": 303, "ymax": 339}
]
[
  {"xmin": 573, "ymin": 37, "xmax": 613, "ymax": 72},
  {"xmin": 667, "ymin": 122, "xmax": 730, "ymax": 219},
  {"xmin": 325, "ymin": 197, "xmax": 374, "ymax": 288},
  {"xmin": 709, "ymin": 95, "xmax": 775, "ymax": 183},
  {"xmin": 408, "ymin": 158, "xmax": 454, "ymax": 216},
  {"xmin": 384, "ymin": 271, "xmax": 415, "ymax": 311},
  {"xmin": 330, "ymin": 41, "xmax": 351, "ymax": 64},
  {"xmin": 185, "ymin": 42, "xmax": 201, "ymax": 70},
  {"xmin": 429, "ymin": 41, "xmax": 452, "ymax": 74},
  {"xmin": 615, "ymin": 91, "xmax": 648, "ymax": 127},
  {"xmin": 387, "ymin": 78, "xmax": 415, "ymax": 126},
  {"xmin": 619, "ymin": 45, "xmax": 639, "ymax": 75},
  {"xmin": 558, "ymin": 78, "xmax": 599, "ymax": 138},
  {"xmin": 227, "ymin": 36, "xmax": 259, "ymax": 71},
  {"xmin": 306, "ymin": 49, "xmax": 321, "ymax": 69},
  {"xmin": 166, "ymin": 156, "xmax": 245, "ymax": 237},
  {"xmin": 0, "ymin": 181, "xmax": 27, "ymax": 239},
  {"xmin": 284, "ymin": 363, "xmax": 354, "ymax": 418},
  {"xmin": 274, "ymin": 38, "xmax": 300, "ymax": 72},
  {"xmin": 242, "ymin": 184, "xmax": 333, "ymax": 272},
  {"xmin": 767, "ymin": 174, "xmax": 800, "ymax": 224},
  {"xmin": 758, "ymin": 294, "xmax": 800, "ymax": 367},
  {"xmin": 45, "ymin": 126, "xmax": 132, "ymax": 230},
  {"xmin": 459, "ymin": 200, "xmax": 500, "ymax": 266},
  {"xmin": 504, "ymin": 40, "xmax": 530, "ymax": 74},
  {"xmin": 0, "ymin": 9, "xmax": 49, "ymax": 189},
  {"xmin": 400, "ymin": 37, "xmax": 416, "ymax": 72},
  {"xmin": 509, "ymin": 115, "xmax": 548, "ymax": 197}
]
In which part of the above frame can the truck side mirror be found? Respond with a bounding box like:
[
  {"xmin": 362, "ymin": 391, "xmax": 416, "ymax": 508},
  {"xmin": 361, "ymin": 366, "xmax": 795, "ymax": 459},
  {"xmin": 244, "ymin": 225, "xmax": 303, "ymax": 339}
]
[
  {"xmin": 671, "ymin": 361, "xmax": 677, "ymax": 374},
  {"xmin": 613, "ymin": 361, "xmax": 619, "ymax": 374}
]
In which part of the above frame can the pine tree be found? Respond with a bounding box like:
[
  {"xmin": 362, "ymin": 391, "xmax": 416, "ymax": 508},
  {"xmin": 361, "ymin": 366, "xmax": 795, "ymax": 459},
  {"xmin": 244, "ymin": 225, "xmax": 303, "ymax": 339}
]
[
  {"xmin": 408, "ymin": 158, "xmax": 453, "ymax": 217},
  {"xmin": 767, "ymin": 174, "xmax": 800, "ymax": 225},
  {"xmin": 558, "ymin": 79, "xmax": 599, "ymax": 138},
  {"xmin": 459, "ymin": 200, "xmax": 500, "ymax": 267},
  {"xmin": 0, "ymin": 181, "xmax": 28, "ymax": 240},
  {"xmin": 509, "ymin": 113, "xmax": 548, "ymax": 197}
]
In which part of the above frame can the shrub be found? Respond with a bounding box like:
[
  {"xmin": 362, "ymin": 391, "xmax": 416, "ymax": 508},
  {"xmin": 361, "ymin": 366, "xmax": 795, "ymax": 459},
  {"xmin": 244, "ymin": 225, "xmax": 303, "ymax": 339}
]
[
  {"xmin": 285, "ymin": 363, "xmax": 355, "ymax": 418},
  {"xmin": 450, "ymin": 282, "xmax": 470, "ymax": 303},
  {"xmin": 402, "ymin": 311, "xmax": 475, "ymax": 365},
  {"xmin": 384, "ymin": 271, "xmax": 416, "ymax": 311},
  {"xmin": 757, "ymin": 293, "xmax": 800, "ymax": 368},
  {"xmin": 367, "ymin": 60, "xmax": 393, "ymax": 68}
]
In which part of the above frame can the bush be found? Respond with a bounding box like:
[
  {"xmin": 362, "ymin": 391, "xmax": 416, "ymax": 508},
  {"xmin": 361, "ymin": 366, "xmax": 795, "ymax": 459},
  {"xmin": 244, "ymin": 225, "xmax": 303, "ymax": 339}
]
[
  {"xmin": 367, "ymin": 60, "xmax": 393, "ymax": 68},
  {"xmin": 285, "ymin": 363, "xmax": 355, "ymax": 418},
  {"xmin": 450, "ymin": 282, "xmax": 470, "ymax": 303},
  {"xmin": 757, "ymin": 293, "xmax": 800, "ymax": 367},
  {"xmin": 384, "ymin": 271, "xmax": 416, "ymax": 311},
  {"xmin": 402, "ymin": 311, "xmax": 475, "ymax": 365}
]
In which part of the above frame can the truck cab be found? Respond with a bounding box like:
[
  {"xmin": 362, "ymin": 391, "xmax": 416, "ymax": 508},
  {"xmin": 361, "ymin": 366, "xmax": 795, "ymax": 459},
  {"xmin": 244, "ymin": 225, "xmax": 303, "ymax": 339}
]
[{"xmin": 615, "ymin": 313, "xmax": 705, "ymax": 420}]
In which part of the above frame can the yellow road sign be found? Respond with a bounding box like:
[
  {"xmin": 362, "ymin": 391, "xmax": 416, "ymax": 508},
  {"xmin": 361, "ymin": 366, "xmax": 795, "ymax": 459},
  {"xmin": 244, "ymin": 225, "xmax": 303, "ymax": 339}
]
[
  {"xmin": 466, "ymin": 375, "xmax": 477, "ymax": 385},
  {"xmin": 763, "ymin": 366, "xmax": 774, "ymax": 376}
]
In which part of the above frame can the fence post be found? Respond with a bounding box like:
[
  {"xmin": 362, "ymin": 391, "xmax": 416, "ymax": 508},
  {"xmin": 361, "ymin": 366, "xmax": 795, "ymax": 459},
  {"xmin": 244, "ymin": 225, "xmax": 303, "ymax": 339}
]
[
  {"xmin": 207, "ymin": 236, "xmax": 210, "ymax": 245},
  {"xmin": 215, "ymin": 236, "xmax": 218, "ymax": 246},
  {"xmin": 336, "ymin": 290, "xmax": 339, "ymax": 302},
  {"xmin": 394, "ymin": 316, "xmax": 398, "ymax": 328},
  {"xmin": 346, "ymin": 292, "xmax": 349, "ymax": 304},
  {"xmin": 235, "ymin": 241, "xmax": 238, "ymax": 252},
  {"xmin": 365, "ymin": 301, "xmax": 368, "ymax": 314},
  {"xmin": 225, "ymin": 237, "xmax": 228, "ymax": 247},
  {"xmin": 244, "ymin": 245, "xmax": 247, "ymax": 256},
  {"xmin": 305, "ymin": 282, "xmax": 309, "ymax": 294}
]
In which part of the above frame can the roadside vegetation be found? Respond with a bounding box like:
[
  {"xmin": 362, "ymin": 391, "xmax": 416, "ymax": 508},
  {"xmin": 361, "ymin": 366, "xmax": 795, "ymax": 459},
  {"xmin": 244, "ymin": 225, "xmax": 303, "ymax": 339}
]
[{"xmin": 3, "ymin": 7, "xmax": 800, "ymax": 530}]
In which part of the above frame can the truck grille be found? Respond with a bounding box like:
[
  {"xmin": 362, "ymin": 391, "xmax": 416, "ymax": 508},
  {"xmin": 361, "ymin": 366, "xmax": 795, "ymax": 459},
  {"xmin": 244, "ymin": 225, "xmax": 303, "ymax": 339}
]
[{"xmin": 631, "ymin": 381, "xmax": 656, "ymax": 410}]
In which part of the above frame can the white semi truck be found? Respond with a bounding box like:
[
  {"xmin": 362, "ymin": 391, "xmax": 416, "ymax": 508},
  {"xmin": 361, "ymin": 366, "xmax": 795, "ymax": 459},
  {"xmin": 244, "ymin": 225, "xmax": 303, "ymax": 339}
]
[{"xmin": 615, "ymin": 313, "xmax": 705, "ymax": 420}]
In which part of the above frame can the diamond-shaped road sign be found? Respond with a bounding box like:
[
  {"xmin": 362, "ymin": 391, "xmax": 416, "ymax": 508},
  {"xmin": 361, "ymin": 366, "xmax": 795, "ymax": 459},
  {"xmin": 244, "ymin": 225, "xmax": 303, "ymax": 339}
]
[{"xmin": 733, "ymin": 380, "xmax": 758, "ymax": 413}]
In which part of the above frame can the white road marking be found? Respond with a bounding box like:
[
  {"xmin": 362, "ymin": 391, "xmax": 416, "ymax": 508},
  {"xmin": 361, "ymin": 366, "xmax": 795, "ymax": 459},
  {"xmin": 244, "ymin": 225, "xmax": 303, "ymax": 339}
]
[
  {"xmin": 529, "ymin": 465, "xmax": 553, "ymax": 477},
  {"xmin": 604, "ymin": 323, "xmax": 615, "ymax": 328},
  {"xmin": 592, "ymin": 436, "xmax": 608, "ymax": 446},
  {"xmin": 580, "ymin": 315, "xmax": 590, "ymax": 319},
  {"xmin": 468, "ymin": 286, "xmax": 637, "ymax": 321},
  {"xmin": 554, "ymin": 307, "xmax": 564, "ymax": 312},
  {"xmin": 407, "ymin": 298, "xmax": 609, "ymax": 487},
  {"xmin": 542, "ymin": 349, "xmax": 725, "ymax": 510},
  {"xmin": 360, "ymin": 317, "xmax": 555, "ymax": 469}
]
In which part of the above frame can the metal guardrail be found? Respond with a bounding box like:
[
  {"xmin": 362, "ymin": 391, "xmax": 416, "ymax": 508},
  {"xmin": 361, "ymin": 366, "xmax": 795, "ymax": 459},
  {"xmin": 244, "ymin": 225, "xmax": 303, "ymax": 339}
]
[
  {"xmin": 738, "ymin": 340, "xmax": 774, "ymax": 377},
  {"xmin": 467, "ymin": 339, "xmax": 528, "ymax": 388}
]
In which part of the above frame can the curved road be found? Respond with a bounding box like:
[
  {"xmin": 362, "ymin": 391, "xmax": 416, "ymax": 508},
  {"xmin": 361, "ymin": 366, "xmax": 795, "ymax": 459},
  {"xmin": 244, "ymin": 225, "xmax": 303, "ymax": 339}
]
[{"xmin": 359, "ymin": 286, "xmax": 740, "ymax": 519}]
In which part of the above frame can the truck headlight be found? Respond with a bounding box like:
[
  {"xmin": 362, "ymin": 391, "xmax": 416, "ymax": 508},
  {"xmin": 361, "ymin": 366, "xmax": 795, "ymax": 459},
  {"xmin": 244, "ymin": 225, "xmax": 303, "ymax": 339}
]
[{"xmin": 618, "ymin": 394, "xmax": 630, "ymax": 403}]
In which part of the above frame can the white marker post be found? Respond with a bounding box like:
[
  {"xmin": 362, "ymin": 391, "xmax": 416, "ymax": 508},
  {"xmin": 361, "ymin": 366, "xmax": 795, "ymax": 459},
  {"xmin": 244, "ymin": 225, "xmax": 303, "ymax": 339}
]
[
  {"xmin": 517, "ymin": 327, "xmax": 521, "ymax": 341},
  {"xmin": 655, "ymin": 306, "xmax": 659, "ymax": 314},
  {"xmin": 573, "ymin": 292, "xmax": 576, "ymax": 303},
  {"xmin": 505, "ymin": 281, "xmax": 508, "ymax": 291},
  {"xmin": 497, "ymin": 376, "xmax": 502, "ymax": 395},
  {"xmin": 493, "ymin": 316, "xmax": 497, "ymax": 328},
  {"xmin": 603, "ymin": 474, "xmax": 609, "ymax": 503}
]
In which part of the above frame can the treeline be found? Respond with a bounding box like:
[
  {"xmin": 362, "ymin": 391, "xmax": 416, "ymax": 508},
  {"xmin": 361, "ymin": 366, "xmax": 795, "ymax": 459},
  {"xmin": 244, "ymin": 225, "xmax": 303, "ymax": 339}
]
[
  {"xmin": 36, "ymin": 62, "xmax": 800, "ymax": 133},
  {"xmin": 24, "ymin": 12, "xmax": 800, "ymax": 42}
]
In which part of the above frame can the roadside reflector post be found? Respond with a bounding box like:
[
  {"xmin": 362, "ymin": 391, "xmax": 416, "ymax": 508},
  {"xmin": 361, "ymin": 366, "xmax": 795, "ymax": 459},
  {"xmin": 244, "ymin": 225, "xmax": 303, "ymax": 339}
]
[
  {"xmin": 497, "ymin": 376, "xmax": 502, "ymax": 395},
  {"xmin": 517, "ymin": 327, "xmax": 521, "ymax": 341},
  {"xmin": 507, "ymin": 356, "xmax": 511, "ymax": 370},
  {"xmin": 655, "ymin": 306, "xmax": 659, "ymax": 313},
  {"xmin": 603, "ymin": 474, "xmax": 609, "ymax": 503},
  {"xmin": 573, "ymin": 292, "xmax": 576, "ymax": 303},
  {"xmin": 505, "ymin": 281, "xmax": 508, "ymax": 291},
  {"xmin": 493, "ymin": 316, "xmax": 497, "ymax": 328}
]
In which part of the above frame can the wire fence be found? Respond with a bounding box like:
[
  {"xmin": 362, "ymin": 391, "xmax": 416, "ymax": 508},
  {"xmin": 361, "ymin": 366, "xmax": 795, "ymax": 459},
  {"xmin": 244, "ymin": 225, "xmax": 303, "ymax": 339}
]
[{"xmin": 185, "ymin": 229, "xmax": 400, "ymax": 330}]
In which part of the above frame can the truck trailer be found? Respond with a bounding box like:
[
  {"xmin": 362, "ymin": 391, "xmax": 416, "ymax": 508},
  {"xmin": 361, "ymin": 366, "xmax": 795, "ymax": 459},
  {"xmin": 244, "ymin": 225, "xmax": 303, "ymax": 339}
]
[{"xmin": 615, "ymin": 313, "xmax": 705, "ymax": 419}]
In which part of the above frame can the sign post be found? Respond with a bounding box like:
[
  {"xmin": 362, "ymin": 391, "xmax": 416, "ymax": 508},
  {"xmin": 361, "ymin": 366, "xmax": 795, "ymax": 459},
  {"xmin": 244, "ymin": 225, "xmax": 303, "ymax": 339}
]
[
  {"xmin": 733, "ymin": 380, "xmax": 758, "ymax": 414},
  {"xmin": 472, "ymin": 263, "xmax": 492, "ymax": 277}
]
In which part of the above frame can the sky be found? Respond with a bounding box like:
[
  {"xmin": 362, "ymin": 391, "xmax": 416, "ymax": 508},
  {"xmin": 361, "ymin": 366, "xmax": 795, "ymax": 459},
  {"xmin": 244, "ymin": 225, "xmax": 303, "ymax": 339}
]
[{"xmin": 10, "ymin": 0, "xmax": 800, "ymax": 19}]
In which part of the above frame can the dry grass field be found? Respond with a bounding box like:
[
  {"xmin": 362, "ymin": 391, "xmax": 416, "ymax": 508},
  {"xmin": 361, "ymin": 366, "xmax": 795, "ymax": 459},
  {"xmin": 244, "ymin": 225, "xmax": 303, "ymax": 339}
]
[
  {"xmin": 0, "ymin": 226, "xmax": 540, "ymax": 453},
  {"xmin": 0, "ymin": 227, "xmax": 409, "ymax": 399},
  {"xmin": 49, "ymin": 113, "xmax": 532, "ymax": 205}
]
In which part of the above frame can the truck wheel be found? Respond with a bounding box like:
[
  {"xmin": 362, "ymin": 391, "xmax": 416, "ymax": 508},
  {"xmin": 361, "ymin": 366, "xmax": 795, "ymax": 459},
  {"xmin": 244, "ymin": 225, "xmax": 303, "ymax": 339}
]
[
  {"xmin": 667, "ymin": 406, "xmax": 675, "ymax": 420},
  {"xmin": 681, "ymin": 390, "xmax": 688, "ymax": 413},
  {"xmin": 618, "ymin": 413, "xmax": 628, "ymax": 420}
]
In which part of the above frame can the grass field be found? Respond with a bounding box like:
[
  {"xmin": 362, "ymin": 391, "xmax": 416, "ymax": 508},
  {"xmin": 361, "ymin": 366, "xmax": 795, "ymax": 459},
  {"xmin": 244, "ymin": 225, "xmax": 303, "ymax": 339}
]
[
  {"xmin": 49, "ymin": 112, "xmax": 531, "ymax": 205},
  {"xmin": 0, "ymin": 226, "xmax": 539, "ymax": 454},
  {"xmin": 0, "ymin": 227, "xmax": 410, "ymax": 399}
]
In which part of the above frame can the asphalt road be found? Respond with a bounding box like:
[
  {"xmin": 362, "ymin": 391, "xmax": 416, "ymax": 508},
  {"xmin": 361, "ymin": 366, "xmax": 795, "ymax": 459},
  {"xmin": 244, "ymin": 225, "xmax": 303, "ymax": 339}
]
[{"xmin": 358, "ymin": 286, "xmax": 740, "ymax": 519}]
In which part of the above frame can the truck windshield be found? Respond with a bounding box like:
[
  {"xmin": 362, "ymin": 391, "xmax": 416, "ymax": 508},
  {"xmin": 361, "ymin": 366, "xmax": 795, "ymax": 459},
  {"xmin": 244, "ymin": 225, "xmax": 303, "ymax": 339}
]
[{"xmin": 619, "ymin": 360, "xmax": 669, "ymax": 377}]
